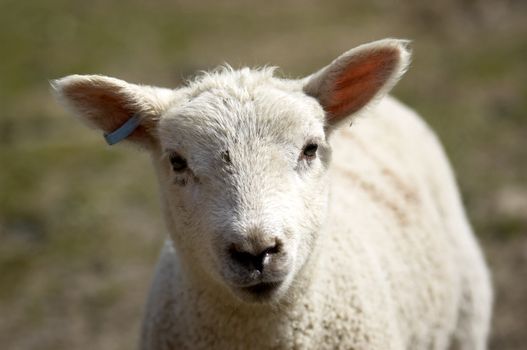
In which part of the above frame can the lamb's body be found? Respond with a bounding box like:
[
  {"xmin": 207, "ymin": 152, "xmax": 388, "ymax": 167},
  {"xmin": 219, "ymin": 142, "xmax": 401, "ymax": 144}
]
[
  {"xmin": 141, "ymin": 97, "xmax": 491, "ymax": 349},
  {"xmin": 53, "ymin": 39, "xmax": 492, "ymax": 350}
]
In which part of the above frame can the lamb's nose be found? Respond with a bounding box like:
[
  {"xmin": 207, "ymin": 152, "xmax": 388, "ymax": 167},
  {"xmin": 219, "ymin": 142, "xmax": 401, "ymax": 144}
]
[{"xmin": 228, "ymin": 241, "xmax": 281, "ymax": 273}]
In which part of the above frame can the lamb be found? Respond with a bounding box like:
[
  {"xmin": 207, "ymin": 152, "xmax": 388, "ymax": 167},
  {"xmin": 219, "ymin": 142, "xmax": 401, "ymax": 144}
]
[{"xmin": 52, "ymin": 39, "xmax": 492, "ymax": 350}]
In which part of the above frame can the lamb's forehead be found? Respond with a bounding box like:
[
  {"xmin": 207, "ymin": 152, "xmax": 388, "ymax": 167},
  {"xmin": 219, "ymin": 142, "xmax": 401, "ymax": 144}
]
[{"xmin": 159, "ymin": 67, "xmax": 325, "ymax": 151}]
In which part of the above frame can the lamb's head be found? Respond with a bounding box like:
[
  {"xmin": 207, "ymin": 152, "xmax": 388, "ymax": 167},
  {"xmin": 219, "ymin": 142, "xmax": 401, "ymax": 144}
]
[{"xmin": 52, "ymin": 39, "xmax": 410, "ymax": 303}]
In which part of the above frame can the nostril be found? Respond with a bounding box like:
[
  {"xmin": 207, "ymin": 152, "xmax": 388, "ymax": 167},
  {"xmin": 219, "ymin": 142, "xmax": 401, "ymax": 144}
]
[
  {"xmin": 228, "ymin": 241, "xmax": 281, "ymax": 273},
  {"xmin": 264, "ymin": 241, "xmax": 281, "ymax": 255},
  {"xmin": 229, "ymin": 245, "xmax": 254, "ymax": 266}
]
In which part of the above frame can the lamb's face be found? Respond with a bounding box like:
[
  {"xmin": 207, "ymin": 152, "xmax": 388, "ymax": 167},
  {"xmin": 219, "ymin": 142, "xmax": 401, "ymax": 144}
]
[
  {"xmin": 53, "ymin": 39, "xmax": 409, "ymax": 303},
  {"xmin": 156, "ymin": 74, "xmax": 330, "ymax": 302}
]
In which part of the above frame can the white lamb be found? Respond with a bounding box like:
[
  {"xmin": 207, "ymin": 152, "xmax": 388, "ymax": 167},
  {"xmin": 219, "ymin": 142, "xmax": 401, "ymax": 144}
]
[{"xmin": 52, "ymin": 39, "xmax": 492, "ymax": 349}]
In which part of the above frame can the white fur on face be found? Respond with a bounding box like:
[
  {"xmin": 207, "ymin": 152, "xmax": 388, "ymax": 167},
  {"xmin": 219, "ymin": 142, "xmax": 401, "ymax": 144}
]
[
  {"xmin": 156, "ymin": 68, "xmax": 331, "ymax": 300},
  {"xmin": 51, "ymin": 41, "xmax": 411, "ymax": 304}
]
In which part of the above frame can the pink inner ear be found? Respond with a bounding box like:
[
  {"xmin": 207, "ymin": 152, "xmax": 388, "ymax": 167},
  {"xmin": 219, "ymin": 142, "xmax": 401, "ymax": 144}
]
[
  {"xmin": 64, "ymin": 83, "xmax": 133, "ymax": 132},
  {"xmin": 63, "ymin": 82, "xmax": 152, "ymax": 143},
  {"xmin": 326, "ymin": 48, "xmax": 399, "ymax": 121}
]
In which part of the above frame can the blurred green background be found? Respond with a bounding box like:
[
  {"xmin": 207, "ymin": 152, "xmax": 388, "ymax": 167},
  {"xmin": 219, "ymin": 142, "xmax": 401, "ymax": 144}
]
[{"xmin": 0, "ymin": 0, "xmax": 525, "ymax": 349}]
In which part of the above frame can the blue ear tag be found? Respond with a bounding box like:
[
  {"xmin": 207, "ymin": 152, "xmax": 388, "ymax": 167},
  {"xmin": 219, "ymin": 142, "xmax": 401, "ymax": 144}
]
[{"xmin": 104, "ymin": 115, "xmax": 141, "ymax": 145}]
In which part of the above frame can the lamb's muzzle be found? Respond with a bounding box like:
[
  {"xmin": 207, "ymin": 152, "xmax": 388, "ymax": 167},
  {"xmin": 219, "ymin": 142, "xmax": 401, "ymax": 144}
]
[{"xmin": 222, "ymin": 233, "xmax": 290, "ymax": 301}]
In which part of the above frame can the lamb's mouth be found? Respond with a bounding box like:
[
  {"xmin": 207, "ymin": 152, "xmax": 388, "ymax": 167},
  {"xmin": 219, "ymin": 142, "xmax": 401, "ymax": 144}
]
[{"xmin": 238, "ymin": 281, "xmax": 283, "ymax": 300}]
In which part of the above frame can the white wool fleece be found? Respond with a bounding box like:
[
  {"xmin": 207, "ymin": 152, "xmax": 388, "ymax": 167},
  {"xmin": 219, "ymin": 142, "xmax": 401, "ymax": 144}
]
[{"xmin": 52, "ymin": 39, "xmax": 492, "ymax": 350}]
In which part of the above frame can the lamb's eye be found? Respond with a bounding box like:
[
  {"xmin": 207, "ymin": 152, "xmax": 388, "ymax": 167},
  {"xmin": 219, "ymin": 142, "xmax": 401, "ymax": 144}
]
[
  {"xmin": 302, "ymin": 143, "xmax": 318, "ymax": 159},
  {"xmin": 169, "ymin": 153, "xmax": 188, "ymax": 172}
]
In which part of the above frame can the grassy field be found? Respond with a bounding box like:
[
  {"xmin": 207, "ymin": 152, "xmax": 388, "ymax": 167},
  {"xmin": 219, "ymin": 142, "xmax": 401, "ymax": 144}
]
[{"xmin": 1, "ymin": 0, "xmax": 526, "ymax": 348}]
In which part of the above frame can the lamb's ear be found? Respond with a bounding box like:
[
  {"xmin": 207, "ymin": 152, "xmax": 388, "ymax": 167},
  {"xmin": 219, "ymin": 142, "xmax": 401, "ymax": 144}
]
[
  {"xmin": 51, "ymin": 75, "xmax": 175, "ymax": 149},
  {"xmin": 303, "ymin": 39, "xmax": 411, "ymax": 131}
]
